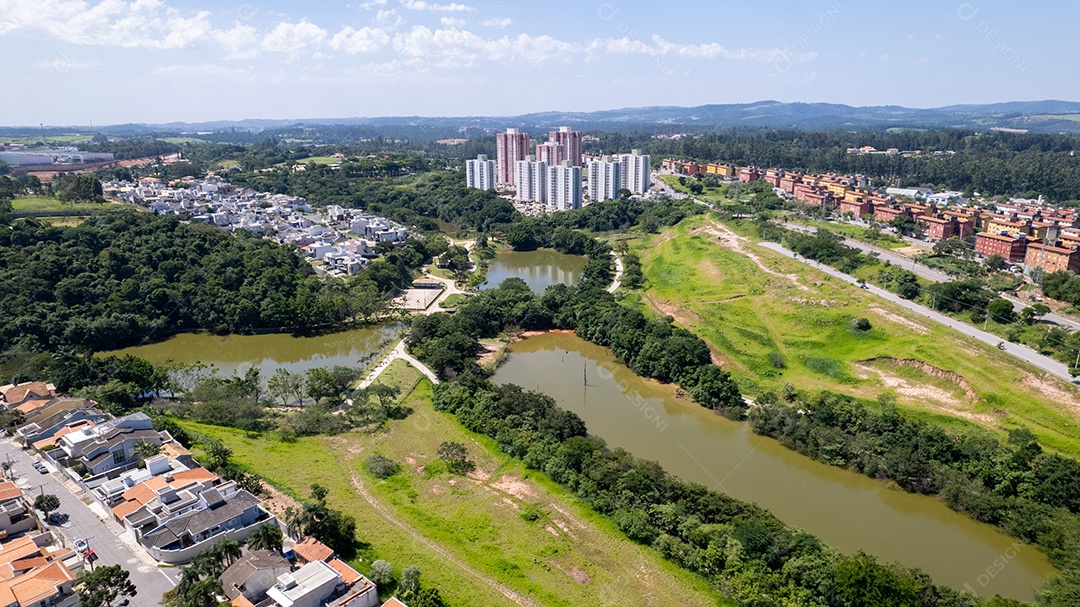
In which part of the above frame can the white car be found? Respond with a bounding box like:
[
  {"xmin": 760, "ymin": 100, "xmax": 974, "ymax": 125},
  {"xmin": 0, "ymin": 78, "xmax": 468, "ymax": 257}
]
[{"xmin": 73, "ymin": 539, "xmax": 88, "ymax": 553}]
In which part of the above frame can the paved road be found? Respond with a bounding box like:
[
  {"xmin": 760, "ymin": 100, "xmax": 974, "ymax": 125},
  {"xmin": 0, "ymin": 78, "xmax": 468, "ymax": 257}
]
[
  {"xmin": 0, "ymin": 438, "xmax": 179, "ymax": 601},
  {"xmin": 784, "ymin": 221, "xmax": 1080, "ymax": 332},
  {"xmin": 758, "ymin": 241, "xmax": 1077, "ymax": 383}
]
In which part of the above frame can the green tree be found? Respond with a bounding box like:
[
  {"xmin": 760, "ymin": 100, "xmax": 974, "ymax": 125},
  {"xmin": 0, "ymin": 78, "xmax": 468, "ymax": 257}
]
[
  {"xmin": 365, "ymin": 453, "xmax": 400, "ymax": 479},
  {"xmin": 304, "ymin": 367, "xmax": 338, "ymax": 404},
  {"xmin": 437, "ymin": 441, "xmax": 473, "ymax": 474},
  {"xmin": 33, "ymin": 494, "xmax": 60, "ymax": 518},
  {"xmin": 267, "ymin": 369, "xmax": 304, "ymax": 406},
  {"xmin": 400, "ymin": 565, "xmax": 421, "ymax": 598},
  {"xmin": 984, "ymin": 254, "xmax": 1006, "ymax": 271},
  {"xmin": 987, "ymin": 298, "xmax": 1017, "ymax": 324},
  {"xmin": 202, "ymin": 439, "xmax": 232, "ymax": 471},
  {"xmin": 1020, "ymin": 303, "xmax": 1051, "ymax": 325},
  {"xmin": 74, "ymin": 564, "xmax": 137, "ymax": 607},
  {"xmin": 368, "ymin": 560, "xmax": 394, "ymax": 586},
  {"xmin": 246, "ymin": 523, "xmax": 284, "ymax": 553},
  {"xmin": 133, "ymin": 440, "xmax": 161, "ymax": 461}
]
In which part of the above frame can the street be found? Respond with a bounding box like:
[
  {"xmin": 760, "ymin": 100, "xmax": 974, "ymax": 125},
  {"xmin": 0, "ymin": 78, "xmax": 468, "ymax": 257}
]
[
  {"xmin": 758, "ymin": 241, "xmax": 1077, "ymax": 383},
  {"xmin": 783, "ymin": 220, "xmax": 1080, "ymax": 332},
  {"xmin": 0, "ymin": 438, "xmax": 179, "ymax": 602}
]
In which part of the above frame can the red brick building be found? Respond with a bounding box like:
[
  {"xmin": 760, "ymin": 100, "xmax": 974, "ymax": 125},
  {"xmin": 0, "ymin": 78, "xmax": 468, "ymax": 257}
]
[
  {"xmin": 838, "ymin": 198, "xmax": 870, "ymax": 217},
  {"xmin": 975, "ymin": 232, "xmax": 1028, "ymax": 263},
  {"xmin": 738, "ymin": 167, "xmax": 762, "ymax": 182},
  {"xmin": 874, "ymin": 205, "xmax": 910, "ymax": 224},
  {"xmin": 917, "ymin": 215, "xmax": 958, "ymax": 241}
]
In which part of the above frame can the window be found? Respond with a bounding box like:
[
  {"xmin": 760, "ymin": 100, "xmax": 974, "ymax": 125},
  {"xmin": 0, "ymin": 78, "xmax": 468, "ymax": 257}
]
[{"xmin": 112, "ymin": 450, "xmax": 125, "ymax": 465}]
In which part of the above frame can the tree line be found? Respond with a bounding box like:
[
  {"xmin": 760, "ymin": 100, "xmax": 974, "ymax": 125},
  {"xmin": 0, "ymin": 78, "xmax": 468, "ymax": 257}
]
[{"xmin": 750, "ymin": 391, "xmax": 1080, "ymax": 598}]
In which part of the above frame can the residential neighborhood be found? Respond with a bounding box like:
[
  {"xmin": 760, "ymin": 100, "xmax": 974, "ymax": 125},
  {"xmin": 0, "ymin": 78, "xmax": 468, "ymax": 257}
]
[
  {"xmin": 103, "ymin": 176, "xmax": 409, "ymax": 277},
  {"xmin": 0, "ymin": 381, "xmax": 411, "ymax": 607},
  {"xmin": 662, "ymin": 157, "xmax": 1080, "ymax": 276}
]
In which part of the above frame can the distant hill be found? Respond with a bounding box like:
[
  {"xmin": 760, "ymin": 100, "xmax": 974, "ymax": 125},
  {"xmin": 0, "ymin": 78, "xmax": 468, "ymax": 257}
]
[{"xmin": 10, "ymin": 100, "xmax": 1080, "ymax": 136}]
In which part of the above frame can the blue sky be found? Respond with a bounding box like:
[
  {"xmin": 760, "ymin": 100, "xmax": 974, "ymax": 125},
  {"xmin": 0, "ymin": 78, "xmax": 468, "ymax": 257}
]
[{"xmin": 1, "ymin": 0, "xmax": 1075, "ymax": 125}]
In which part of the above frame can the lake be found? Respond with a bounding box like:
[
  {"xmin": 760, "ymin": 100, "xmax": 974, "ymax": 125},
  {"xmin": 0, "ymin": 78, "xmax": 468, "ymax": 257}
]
[
  {"xmin": 480, "ymin": 249, "xmax": 588, "ymax": 294},
  {"xmin": 493, "ymin": 331, "xmax": 1055, "ymax": 601}
]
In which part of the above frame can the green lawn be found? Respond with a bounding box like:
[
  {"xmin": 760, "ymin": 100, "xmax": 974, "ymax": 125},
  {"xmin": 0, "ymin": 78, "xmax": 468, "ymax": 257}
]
[
  {"xmin": 10, "ymin": 196, "xmax": 123, "ymax": 216},
  {"xmin": 637, "ymin": 215, "xmax": 1080, "ymax": 456},
  {"xmin": 657, "ymin": 174, "xmax": 732, "ymax": 206},
  {"xmin": 796, "ymin": 218, "xmax": 907, "ymax": 249},
  {"xmin": 180, "ymin": 359, "xmax": 726, "ymax": 607}
]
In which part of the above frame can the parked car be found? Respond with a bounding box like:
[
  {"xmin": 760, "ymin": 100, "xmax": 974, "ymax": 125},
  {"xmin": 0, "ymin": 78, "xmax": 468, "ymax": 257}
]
[{"xmin": 33, "ymin": 462, "xmax": 47, "ymax": 474}]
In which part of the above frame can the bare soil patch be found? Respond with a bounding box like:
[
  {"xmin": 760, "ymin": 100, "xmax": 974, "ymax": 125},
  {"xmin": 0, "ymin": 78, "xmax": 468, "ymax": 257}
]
[
  {"xmin": 490, "ymin": 474, "xmax": 539, "ymax": 501},
  {"xmin": 867, "ymin": 306, "xmax": 930, "ymax": 335},
  {"xmin": 691, "ymin": 222, "xmax": 811, "ymax": 292},
  {"xmin": 1022, "ymin": 373, "xmax": 1080, "ymax": 416}
]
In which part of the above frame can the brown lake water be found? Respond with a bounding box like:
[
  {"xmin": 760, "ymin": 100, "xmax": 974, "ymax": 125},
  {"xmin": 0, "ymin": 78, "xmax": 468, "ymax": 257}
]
[
  {"xmin": 480, "ymin": 249, "xmax": 588, "ymax": 294},
  {"xmin": 493, "ymin": 331, "xmax": 1055, "ymax": 601},
  {"xmin": 101, "ymin": 324, "xmax": 402, "ymax": 378}
]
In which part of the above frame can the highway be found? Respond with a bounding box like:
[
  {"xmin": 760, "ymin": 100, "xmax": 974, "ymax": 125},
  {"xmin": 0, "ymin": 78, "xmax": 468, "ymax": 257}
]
[{"xmin": 757, "ymin": 241, "xmax": 1077, "ymax": 383}]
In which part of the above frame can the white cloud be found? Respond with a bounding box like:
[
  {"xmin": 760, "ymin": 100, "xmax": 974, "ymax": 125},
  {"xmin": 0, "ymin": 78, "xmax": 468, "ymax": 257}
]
[
  {"xmin": 593, "ymin": 34, "xmax": 799, "ymax": 62},
  {"xmin": 393, "ymin": 25, "xmax": 576, "ymax": 67},
  {"xmin": 359, "ymin": 0, "xmax": 387, "ymax": 8},
  {"xmin": 261, "ymin": 19, "xmax": 327, "ymax": 54},
  {"xmin": 374, "ymin": 9, "xmax": 403, "ymax": 27},
  {"xmin": 330, "ymin": 25, "xmax": 390, "ymax": 54},
  {"xmin": 0, "ymin": 0, "xmax": 808, "ymax": 72},
  {"xmin": 400, "ymin": 0, "xmax": 476, "ymax": 13}
]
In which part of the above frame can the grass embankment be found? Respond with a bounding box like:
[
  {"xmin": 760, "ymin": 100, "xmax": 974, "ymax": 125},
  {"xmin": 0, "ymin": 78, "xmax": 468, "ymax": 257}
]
[
  {"xmin": 657, "ymin": 174, "xmax": 732, "ymax": 206},
  {"xmin": 796, "ymin": 218, "xmax": 908, "ymax": 249},
  {"xmin": 635, "ymin": 215, "xmax": 1080, "ymax": 455},
  {"xmin": 10, "ymin": 196, "xmax": 121, "ymax": 216},
  {"xmin": 180, "ymin": 359, "xmax": 725, "ymax": 607}
]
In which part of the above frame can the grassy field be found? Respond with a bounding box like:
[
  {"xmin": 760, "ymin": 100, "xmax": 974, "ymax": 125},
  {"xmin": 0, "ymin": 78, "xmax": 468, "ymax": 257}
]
[
  {"xmin": 635, "ymin": 215, "xmax": 1080, "ymax": 455},
  {"xmin": 10, "ymin": 195, "xmax": 122, "ymax": 216},
  {"xmin": 657, "ymin": 174, "xmax": 732, "ymax": 206},
  {"xmin": 180, "ymin": 359, "xmax": 726, "ymax": 607},
  {"xmin": 796, "ymin": 218, "xmax": 908, "ymax": 249},
  {"xmin": 156, "ymin": 136, "xmax": 208, "ymax": 144}
]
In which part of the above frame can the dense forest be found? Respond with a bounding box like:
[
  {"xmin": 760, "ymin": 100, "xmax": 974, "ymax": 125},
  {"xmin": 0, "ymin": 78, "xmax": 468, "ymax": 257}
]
[{"xmin": 0, "ymin": 212, "xmax": 429, "ymax": 354}]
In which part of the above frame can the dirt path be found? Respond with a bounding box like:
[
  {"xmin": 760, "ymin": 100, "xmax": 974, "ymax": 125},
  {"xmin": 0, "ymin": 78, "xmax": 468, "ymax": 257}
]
[
  {"xmin": 691, "ymin": 221, "xmax": 811, "ymax": 292},
  {"xmin": 349, "ymin": 474, "xmax": 537, "ymax": 607}
]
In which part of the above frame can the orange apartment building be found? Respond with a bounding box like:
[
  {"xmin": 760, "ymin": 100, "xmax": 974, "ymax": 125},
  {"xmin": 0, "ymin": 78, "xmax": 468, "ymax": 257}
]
[{"xmin": 1024, "ymin": 241, "xmax": 1080, "ymax": 274}]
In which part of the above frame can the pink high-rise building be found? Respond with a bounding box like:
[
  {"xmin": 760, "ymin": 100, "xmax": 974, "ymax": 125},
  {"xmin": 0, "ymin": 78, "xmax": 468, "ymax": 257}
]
[
  {"xmin": 496, "ymin": 128, "xmax": 530, "ymax": 186},
  {"xmin": 534, "ymin": 142, "xmax": 565, "ymax": 166},
  {"xmin": 548, "ymin": 126, "xmax": 582, "ymax": 167}
]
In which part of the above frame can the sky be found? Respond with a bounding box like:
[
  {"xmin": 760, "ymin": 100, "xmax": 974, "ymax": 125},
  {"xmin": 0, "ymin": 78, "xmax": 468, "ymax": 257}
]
[{"xmin": 1, "ymin": 0, "xmax": 1077, "ymax": 126}]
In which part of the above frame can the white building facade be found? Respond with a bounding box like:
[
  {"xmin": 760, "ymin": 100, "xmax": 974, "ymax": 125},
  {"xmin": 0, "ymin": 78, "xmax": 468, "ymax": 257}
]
[
  {"xmin": 514, "ymin": 156, "xmax": 548, "ymax": 204},
  {"xmin": 587, "ymin": 155, "xmax": 622, "ymax": 202},
  {"xmin": 546, "ymin": 161, "xmax": 582, "ymax": 212},
  {"xmin": 618, "ymin": 149, "xmax": 651, "ymax": 194},
  {"xmin": 466, "ymin": 154, "xmax": 496, "ymax": 190}
]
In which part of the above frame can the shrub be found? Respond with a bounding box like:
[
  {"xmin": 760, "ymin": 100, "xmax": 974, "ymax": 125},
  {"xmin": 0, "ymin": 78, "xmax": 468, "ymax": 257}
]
[
  {"xmin": 851, "ymin": 317, "xmax": 872, "ymax": 331},
  {"xmin": 365, "ymin": 453, "xmax": 400, "ymax": 479}
]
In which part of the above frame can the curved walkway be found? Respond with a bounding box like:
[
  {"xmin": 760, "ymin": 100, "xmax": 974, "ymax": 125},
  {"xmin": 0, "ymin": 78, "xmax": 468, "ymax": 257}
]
[
  {"xmin": 607, "ymin": 252, "xmax": 624, "ymax": 293},
  {"xmin": 358, "ymin": 339, "xmax": 440, "ymax": 389}
]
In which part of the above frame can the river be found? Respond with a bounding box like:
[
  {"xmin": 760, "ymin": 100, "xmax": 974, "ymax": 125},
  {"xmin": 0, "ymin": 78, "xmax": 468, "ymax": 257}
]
[
  {"xmin": 101, "ymin": 324, "xmax": 402, "ymax": 378},
  {"xmin": 481, "ymin": 249, "xmax": 587, "ymax": 294},
  {"xmin": 492, "ymin": 332, "xmax": 1055, "ymax": 601}
]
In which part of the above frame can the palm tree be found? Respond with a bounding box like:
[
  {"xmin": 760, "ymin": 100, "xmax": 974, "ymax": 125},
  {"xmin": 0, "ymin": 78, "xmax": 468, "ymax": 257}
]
[
  {"xmin": 283, "ymin": 506, "xmax": 309, "ymax": 540},
  {"xmin": 246, "ymin": 523, "xmax": 284, "ymax": 554},
  {"xmin": 204, "ymin": 539, "xmax": 242, "ymax": 576}
]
